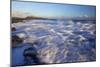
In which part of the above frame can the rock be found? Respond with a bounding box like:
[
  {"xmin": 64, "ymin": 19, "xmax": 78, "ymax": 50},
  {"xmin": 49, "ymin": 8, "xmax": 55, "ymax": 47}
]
[
  {"xmin": 23, "ymin": 47, "xmax": 41, "ymax": 64},
  {"xmin": 12, "ymin": 27, "xmax": 16, "ymax": 31},
  {"xmin": 23, "ymin": 47, "xmax": 37, "ymax": 57},
  {"xmin": 12, "ymin": 35, "xmax": 23, "ymax": 47}
]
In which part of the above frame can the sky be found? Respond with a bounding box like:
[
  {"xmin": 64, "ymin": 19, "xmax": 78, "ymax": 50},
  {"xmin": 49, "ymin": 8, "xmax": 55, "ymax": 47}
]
[{"xmin": 12, "ymin": 1, "xmax": 96, "ymax": 18}]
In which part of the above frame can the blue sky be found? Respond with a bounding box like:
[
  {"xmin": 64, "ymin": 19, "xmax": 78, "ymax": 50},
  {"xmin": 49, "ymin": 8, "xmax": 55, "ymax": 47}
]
[{"xmin": 12, "ymin": 1, "xmax": 96, "ymax": 18}]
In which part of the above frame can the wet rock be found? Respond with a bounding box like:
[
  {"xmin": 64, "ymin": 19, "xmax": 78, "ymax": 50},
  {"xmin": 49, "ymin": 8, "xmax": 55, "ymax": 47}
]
[
  {"xmin": 23, "ymin": 47, "xmax": 41, "ymax": 64},
  {"xmin": 12, "ymin": 27, "xmax": 16, "ymax": 31},
  {"xmin": 12, "ymin": 35, "xmax": 23, "ymax": 47}
]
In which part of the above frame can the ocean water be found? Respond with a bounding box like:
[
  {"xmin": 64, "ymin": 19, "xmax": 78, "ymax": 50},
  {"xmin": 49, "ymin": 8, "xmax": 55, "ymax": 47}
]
[{"xmin": 11, "ymin": 19, "xmax": 96, "ymax": 66}]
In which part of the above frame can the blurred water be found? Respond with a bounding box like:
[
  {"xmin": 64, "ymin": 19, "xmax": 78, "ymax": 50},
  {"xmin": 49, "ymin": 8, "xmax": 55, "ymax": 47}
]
[{"xmin": 12, "ymin": 19, "xmax": 96, "ymax": 66}]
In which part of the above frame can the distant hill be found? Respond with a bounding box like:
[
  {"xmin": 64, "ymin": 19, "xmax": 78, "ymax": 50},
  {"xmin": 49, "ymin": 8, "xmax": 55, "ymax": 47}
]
[
  {"xmin": 12, "ymin": 16, "xmax": 57, "ymax": 23},
  {"xmin": 12, "ymin": 16, "xmax": 96, "ymax": 23},
  {"xmin": 12, "ymin": 17, "xmax": 25, "ymax": 23}
]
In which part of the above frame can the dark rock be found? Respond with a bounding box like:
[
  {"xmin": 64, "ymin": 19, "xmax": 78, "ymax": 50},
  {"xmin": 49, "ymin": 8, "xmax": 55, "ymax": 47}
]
[
  {"xmin": 12, "ymin": 35, "xmax": 23, "ymax": 47},
  {"xmin": 12, "ymin": 27, "xmax": 16, "ymax": 32},
  {"xmin": 23, "ymin": 47, "xmax": 41, "ymax": 64}
]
